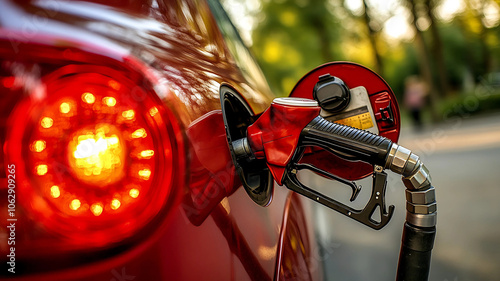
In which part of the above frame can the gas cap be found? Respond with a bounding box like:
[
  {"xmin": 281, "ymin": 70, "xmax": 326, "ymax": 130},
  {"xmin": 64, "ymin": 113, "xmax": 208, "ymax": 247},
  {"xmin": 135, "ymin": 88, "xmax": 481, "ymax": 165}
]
[{"xmin": 313, "ymin": 74, "xmax": 350, "ymax": 113}]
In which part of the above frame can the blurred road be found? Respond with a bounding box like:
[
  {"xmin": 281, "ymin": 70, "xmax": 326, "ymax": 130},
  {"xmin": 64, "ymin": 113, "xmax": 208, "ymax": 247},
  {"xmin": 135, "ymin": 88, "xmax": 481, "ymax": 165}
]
[{"xmin": 311, "ymin": 112, "xmax": 500, "ymax": 281}]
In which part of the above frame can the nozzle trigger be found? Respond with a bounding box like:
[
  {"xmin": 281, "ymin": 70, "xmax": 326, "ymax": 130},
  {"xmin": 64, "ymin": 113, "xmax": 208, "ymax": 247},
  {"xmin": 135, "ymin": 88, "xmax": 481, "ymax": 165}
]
[
  {"xmin": 293, "ymin": 163, "xmax": 361, "ymax": 202},
  {"xmin": 283, "ymin": 165, "xmax": 394, "ymax": 230}
]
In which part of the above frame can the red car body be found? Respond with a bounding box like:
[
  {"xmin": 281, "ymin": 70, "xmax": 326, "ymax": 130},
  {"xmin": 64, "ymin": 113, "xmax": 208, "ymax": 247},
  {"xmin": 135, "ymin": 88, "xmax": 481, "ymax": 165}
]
[{"xmin": 0, "ymin": 0, "xmax": 321, "ymax": 280}]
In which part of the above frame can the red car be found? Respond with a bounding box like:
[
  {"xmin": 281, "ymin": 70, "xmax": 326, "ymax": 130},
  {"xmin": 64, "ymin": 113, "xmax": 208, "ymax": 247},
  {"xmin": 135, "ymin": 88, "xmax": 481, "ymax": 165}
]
[{"xmin": 1, "ymin": 0, "xmax": 323, "ymax": 280}]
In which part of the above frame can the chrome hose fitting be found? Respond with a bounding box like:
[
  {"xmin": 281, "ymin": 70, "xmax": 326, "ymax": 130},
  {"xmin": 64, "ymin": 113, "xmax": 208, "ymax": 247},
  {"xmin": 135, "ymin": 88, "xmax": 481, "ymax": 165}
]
[{"xmin": 385, "ymin": 143, "xmax": 437, "ymax": 228}]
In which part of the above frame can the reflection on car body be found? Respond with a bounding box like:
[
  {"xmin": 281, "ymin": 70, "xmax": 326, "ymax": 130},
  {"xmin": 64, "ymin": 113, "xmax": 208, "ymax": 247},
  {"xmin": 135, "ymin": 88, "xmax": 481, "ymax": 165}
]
[{"xmin": 0, "ymin": 0, "xmax": 321, "ymax": 280}]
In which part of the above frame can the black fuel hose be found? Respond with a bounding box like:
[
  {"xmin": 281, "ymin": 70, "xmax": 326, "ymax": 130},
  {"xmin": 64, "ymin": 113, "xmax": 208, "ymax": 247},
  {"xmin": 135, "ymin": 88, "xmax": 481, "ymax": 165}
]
[{"xmin": 396, "ymin": 223, "xmax": 436, "ymax": 281}]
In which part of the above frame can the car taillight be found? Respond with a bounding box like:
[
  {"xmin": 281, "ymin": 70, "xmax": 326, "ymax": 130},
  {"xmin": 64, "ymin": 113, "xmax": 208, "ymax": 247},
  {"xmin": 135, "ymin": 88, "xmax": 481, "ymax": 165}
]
[{"xmin": 1, "ymin": 34, "xmax": 185, "ymax": 270}]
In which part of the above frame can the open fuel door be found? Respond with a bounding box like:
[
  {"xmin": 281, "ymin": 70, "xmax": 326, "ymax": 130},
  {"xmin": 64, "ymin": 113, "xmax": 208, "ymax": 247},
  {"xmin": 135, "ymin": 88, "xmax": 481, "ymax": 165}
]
[{"xmin": 289, "ymin": 62, "xmax": 401, "ymax": 181}]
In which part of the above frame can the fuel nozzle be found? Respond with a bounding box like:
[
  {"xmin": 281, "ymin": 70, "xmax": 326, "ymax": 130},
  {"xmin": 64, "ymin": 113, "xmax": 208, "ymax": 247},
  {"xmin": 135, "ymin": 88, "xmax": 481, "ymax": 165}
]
[
  {"xmin": 227, "ymin": 94, "xmax": 436, "ymax": 281},
  {"xmin": 242, "ymin": 97, "xmax": 393, "ymax": 186},
  {"xmin": 234, "ymin": 97, "xmax": 435, "ymax": 226},
  {"xmin": 243, "ymin": 97, "xmax": 321, "ymax": 185}
]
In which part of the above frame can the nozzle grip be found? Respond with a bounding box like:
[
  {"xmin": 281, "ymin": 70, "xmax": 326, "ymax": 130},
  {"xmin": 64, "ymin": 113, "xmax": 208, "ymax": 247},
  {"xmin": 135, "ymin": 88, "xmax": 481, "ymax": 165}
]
[{"xmin": 300, "ymin": 116, "xmax": 392, "ymax": 166}]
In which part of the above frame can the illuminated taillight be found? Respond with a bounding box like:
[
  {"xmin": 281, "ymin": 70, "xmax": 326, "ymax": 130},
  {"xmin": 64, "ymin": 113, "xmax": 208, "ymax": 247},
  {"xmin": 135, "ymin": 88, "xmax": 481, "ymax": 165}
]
[{"xmin": 1, "ymin": 36, "xmax": 184, "ymax": 257}]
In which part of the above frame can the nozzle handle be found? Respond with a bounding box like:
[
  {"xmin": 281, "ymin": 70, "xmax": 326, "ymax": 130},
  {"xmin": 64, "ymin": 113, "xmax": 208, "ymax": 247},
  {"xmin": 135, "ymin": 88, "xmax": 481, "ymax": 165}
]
[{"xmin": 300, "ymin": 116, "xmax": 392, "ymax": 166}]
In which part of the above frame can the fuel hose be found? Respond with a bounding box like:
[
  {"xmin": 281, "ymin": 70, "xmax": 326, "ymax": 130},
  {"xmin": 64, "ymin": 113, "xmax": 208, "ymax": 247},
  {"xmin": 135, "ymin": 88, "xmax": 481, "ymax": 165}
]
[{"xmin": 300, "ymin": 116, "xmax": 437, "ymax": 281}]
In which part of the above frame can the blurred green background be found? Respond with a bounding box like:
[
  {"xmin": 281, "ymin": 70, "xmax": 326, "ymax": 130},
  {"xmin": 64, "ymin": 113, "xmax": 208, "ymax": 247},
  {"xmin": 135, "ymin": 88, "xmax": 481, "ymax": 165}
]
[{"xmin": 223, "ymin": 0, "xmax": 500, "ymax": 125}]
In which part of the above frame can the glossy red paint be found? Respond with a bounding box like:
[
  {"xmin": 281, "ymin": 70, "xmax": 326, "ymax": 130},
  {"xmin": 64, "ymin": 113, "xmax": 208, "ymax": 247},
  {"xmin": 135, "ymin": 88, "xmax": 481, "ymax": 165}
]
[
  {"xmin": 0, "ymin": 0, "xmax": 321, "ymax": 280},
  {"xmin": 277, "ymin": 193, "xmax": 322, "ymax": 280},
  {"xmin": 290, "ymin": 62, "xmax": 400, "ymax": 181},
  {"xmin": 184, "ymin": 110, "xmax": 238, "ymax": 226},
  {"xmin": 247, "ymin": 101, "xmax": 320, "ymax": 185}
]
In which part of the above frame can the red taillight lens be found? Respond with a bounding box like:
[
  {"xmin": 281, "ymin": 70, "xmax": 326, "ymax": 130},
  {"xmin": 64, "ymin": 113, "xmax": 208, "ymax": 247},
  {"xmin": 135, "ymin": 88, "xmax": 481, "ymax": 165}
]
[
  {"xmin": 7, "ymin": 66, "xmax": 174, "ymax": 245},
  {"xmin": 1, "ymin": 35, "xmax": 184, "ymax": 264}
]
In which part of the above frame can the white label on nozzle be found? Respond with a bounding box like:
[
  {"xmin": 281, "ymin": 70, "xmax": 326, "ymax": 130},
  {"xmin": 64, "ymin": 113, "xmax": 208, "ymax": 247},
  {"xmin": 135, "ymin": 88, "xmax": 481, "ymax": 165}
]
[{"xmin": 273, "ymin": 97, "xmax": 318, "ymax": 107}]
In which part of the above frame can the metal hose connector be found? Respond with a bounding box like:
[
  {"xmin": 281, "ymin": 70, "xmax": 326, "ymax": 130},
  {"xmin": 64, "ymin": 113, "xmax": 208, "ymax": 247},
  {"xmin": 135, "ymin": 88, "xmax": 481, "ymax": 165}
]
[
  {"xmin": 385, "ymin": 143, "xmax": 437, "ymax": 228},
  {"xmin": 233, "ymin": 138, "xmax": 254, "ymax": 160}
]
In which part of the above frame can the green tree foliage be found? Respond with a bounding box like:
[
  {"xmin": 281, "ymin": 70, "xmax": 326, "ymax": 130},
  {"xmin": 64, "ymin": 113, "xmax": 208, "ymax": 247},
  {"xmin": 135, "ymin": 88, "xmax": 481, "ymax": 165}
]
[
  {"xmin": 249, "ymin": 0, "xmax": 500, "ymax": 118},
  {"xmin": 424, "ymin": 0, "xmax": 451, "ymax": 97},
  {"xmin": 403, "ymin": 0, "xmax": 441, "ymax": 121},
  {"xmin": 361, "ymin": 0, "xmax": 385, "ymax": 76},
  {"xmin": 252, "ymin": 0, "xmax": 344, "ymax": 96}
]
